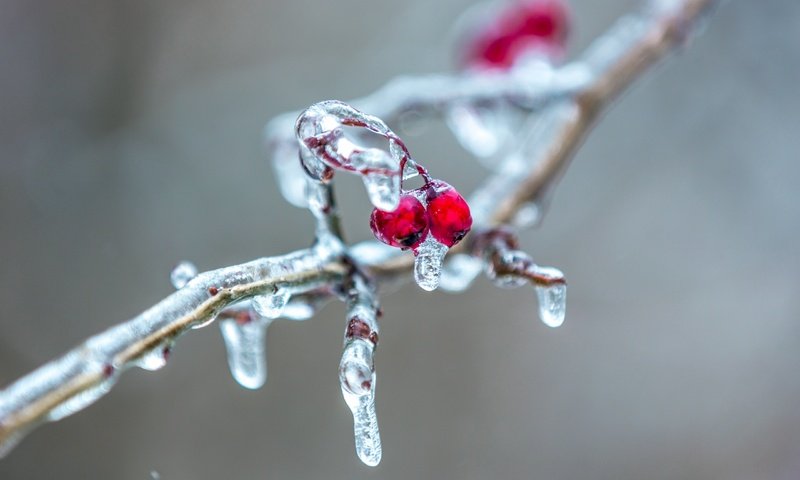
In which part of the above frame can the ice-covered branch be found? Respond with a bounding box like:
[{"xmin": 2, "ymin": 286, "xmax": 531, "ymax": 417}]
[
  {"xmin": 475, "ymin": 228, "xmax": 567, "ymax": 327},
  {"xmin": 0, "ymin": 246, "xmax": 347, "ymax": 456},
  {"xmin": 0, "ymin": 0, "xmax": 716, "ymax": 466}
]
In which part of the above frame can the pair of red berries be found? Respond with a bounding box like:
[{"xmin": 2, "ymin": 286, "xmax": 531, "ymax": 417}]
[
  {"xmin": 463, "ymin": 0, "xmax": 571, "ymax": 70},
  {"xmin": 370, "ymin": 183, "xmax": 472, "ymax": 251}
]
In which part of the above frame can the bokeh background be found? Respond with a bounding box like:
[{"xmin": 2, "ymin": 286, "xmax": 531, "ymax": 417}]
[{"xmin": 1, "ymin": 0, "xmax": 799, "ymax": 479}]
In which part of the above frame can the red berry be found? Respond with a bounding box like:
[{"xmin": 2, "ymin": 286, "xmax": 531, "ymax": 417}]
[
  {"xmin": 464, "ymin": 0, "xmax": 570, "ymax": 70},
  {"xmin": 370, "ymin": 195, "xmax": 429, "ymax": 249},
  {"xmin": 426, "ymin": 187, "xmax": 473, "ymax": 247}
]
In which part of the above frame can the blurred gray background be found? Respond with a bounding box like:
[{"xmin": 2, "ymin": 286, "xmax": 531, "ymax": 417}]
[{"xmin": 1, "ymin": 0, "xmax": 799, "ymax": 479}]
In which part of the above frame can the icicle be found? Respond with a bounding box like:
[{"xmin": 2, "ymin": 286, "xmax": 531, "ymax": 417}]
[
  {"xmin": 252, "ymin": 289, "xmax": 290, "ymax": 319},
  {"xmin": 413, "ymin": 236, "xmax": 449, "ymax": 291},
  {"xmin": 340, "ymin": 373, "xmax": 381, "ymax": 466},
  {"xmin": 170, "ymin": 261, "xmax": 198, "ymax": 289},
  {"xmin": 339, "ymin": 274, "xmax": 382, "ymax": 466},
  {"xmin": 349, "ymin": 148, "xmax": 401, "ymax": 211},
  {"xmin": 532, "ymin": 266, "xmax": 567, "ymax": 328},
  {"xmin": 219, "ymin": 314, "xmax": 268, "ymax": 389},
  {"xmin": 340, "ymin": 339, "xmax": 381, "ymax": 466},
  {"xmin": 135, "ymin": 343, "xmax": 173, "ymax": 371}
]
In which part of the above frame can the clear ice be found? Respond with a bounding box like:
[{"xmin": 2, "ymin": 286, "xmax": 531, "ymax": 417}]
[
  {"xmin": 489, "ymin": 251, "xmax": 534, "ymax": 289},
  {"xmin": 362, "ymin": 171, "xmax": 401, "ymax": 212},
  {"xmin": 135, "ymin": 343, "xmax": 172, "ymax": 371},
  {"xmin": 252, "ymin": 289, "xmax": 291, "ymax": 319},
  {"xmin": 533, "ymin": 266, "xmax": 567, "ymax": 328},
  {"xmin": 413, "ymin": 236, "xmax": 449, "ymax": 292},
  {"xmin": 339, "ymin": 276, "xmax": 382, "ymax": 466},
  {"xmin": 47, "ymin": 364, "xmax": 118, "ymax": 422},
  {"xmin": 341, "ymin": 377, "xmax": 381, "ymax": 467}
]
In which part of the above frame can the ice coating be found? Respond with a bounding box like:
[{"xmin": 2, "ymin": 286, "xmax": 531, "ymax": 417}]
[
  {"xmin": 219, "ymin": 314, "xmax": 269, "ymax": 389},
  {"xmin": 0, "ymin": 247, "xmax": 343, "ymax": 457},
  {"xmin": 339, "ymin": 274, "xmax": 382, "ymax": 466},
  {"xmin": 489, "ymin": 250, "xmax": 535, "ymax": 288},
  {"xmin": 294, "ymin": 101, "xmax": 408, "ymax": 212},
  {"xmin": 47, "ymin": 359, "xmax": 118, "ymax": 422},
  {"xmin": 362, "ymin": 170, "xmax": 401, "ymax": 212}
]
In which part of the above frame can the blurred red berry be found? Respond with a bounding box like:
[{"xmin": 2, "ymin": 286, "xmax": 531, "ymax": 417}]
[
  {"xmin": 370, "ymin": 195, "xmax": 429, "ymax": 249},
  {"xmin": 464, "ymin": 0, "xmax": 571, "ymax": 70},
  {"xmin": 426, "ymin": 187, "xmax": 473, "ymax": 247}
]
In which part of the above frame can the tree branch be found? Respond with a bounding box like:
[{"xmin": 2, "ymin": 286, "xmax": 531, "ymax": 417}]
[{"xmin": 0, "ymin": 0, "xmax": 717, "ymax": 460}]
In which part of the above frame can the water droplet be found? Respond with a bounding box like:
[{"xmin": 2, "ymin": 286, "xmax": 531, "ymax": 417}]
[
  {"xmin": 170, "ymin": 261, "xmax": 197, "ymax": 289},
  {"xmin": 252, "ymin": 289, "xmax": 291, "ymax": 319},
  {"xmin": 219, "ymin": 317, "xmax": 268, "ymax": 389},
  {"xmin": 413, "ymin": 236, "xmax": 449, "ymax": 291},
  {"xmin": 536, "ymin": 283, "xmax": 566, "ymax": 328},
  {"xmin": 135, "ymin": 344, "xmax": 172, "ymax": 371},
  {"xmin": 362, "ymin": 172, "xmax": 401, "ymax": 212}
]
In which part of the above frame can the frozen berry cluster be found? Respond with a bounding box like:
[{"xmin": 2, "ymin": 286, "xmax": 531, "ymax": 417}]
[{"xmin": 370, "ymin": 180, "xmax": 472, "ymax": 252}]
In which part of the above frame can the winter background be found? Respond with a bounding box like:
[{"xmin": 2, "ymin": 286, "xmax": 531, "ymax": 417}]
[{"xmin": 1, "ymin": 0, "xmax": 798, "ymax": 479}]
